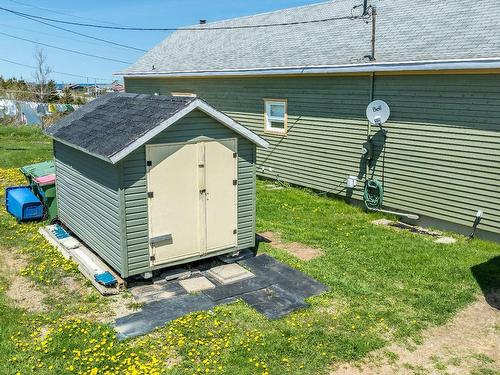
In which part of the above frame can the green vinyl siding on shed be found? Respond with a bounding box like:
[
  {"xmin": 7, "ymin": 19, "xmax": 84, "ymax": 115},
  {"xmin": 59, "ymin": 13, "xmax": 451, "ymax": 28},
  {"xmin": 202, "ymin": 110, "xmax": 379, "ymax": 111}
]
[
  {"xmin": 54, "ymin": 141, "xmax": 124, "ymax": 272},
  {"xmin": 124, "ymin": 74, "xmax": 500, "ymax": 239},
  {"xmin": 121, "ymin": 109, "xmax": 256, "ymax": 276}
]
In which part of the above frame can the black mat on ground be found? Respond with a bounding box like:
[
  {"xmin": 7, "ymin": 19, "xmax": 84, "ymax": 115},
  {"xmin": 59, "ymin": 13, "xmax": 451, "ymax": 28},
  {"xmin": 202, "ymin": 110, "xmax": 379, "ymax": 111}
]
[
  {"xmin": 203, "ymin": 276, "xmax": 272, "ymax": 301},
  {"xmin": 114, "ymin": 294, "xmax": 215, "ymax": 339},
  {"xmin": 239, "ymin": 254, "xmax": 329, "ymax": 299},
  {"xmin": 114, "ymin": 254, "xmax": 328, "ymax": 339},
  {"xmin": 240, "ymin": 284, "xmax": 309, "ymax": 320}
]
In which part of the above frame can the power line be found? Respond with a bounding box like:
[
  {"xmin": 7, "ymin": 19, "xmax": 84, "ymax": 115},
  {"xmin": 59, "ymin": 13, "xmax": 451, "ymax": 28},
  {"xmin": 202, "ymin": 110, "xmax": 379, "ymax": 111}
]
[
  {"xmin": 0, "ymin": 6, "xmax": 364, "ymax": 31},
  {"xmin": 0, "ymin": 57, "xmax": 111, "ymax": 81},
  {"xmin": 0, "ymin": 31, "xmax": 132, "ymax": 64},
  {"xmin": 0, "ymin": 22, "xmax": 110, "ymax": 47},
  {"xmin": 10, "ymin": 10, "xmax": 147, "ymax": 52},
  {"xmin": 6, "ymin": 0, "xmax": 129, "ymax": 27}
]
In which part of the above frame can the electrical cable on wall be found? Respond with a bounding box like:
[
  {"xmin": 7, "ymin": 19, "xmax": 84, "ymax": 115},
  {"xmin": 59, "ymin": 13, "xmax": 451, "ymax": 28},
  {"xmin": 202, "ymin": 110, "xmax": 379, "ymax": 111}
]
[{"xmin": 363, "ymin": 100, "xmax": 419, "ymax": 220}]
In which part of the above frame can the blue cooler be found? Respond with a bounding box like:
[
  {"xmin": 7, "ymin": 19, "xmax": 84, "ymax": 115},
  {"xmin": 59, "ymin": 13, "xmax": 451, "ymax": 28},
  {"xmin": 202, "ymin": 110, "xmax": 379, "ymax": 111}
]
[{"xmin": 5, "ymin": 186, "xmax": 44, "ymax": 222}]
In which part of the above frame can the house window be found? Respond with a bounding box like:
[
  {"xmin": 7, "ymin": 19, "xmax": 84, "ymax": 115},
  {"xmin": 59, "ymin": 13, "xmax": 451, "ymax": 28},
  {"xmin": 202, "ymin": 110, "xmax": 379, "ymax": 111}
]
[
  {"xmin": 264, "ymin": 99, "xmax": 287, "ymax": 134},
  {"xmin": 171, "ymin": 92, "xmax": 197, "ymax": 97}
]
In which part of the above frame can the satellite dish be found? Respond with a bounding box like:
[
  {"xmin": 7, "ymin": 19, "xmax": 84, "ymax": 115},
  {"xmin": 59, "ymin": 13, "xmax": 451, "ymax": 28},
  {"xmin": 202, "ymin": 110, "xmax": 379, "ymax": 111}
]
[{"xmin": 366, "ymin": 100, "xmax": 390, "ymax": 125}]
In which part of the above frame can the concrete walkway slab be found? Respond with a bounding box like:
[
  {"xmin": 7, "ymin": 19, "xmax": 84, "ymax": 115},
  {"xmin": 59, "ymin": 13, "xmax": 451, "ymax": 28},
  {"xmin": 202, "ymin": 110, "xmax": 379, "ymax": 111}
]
[
  {"xmin": 179, "ymin": 276, "xmax": 215, "ymax": 293},
  {"xmin": 206, "ymin": 263, "xmax": 254, "ymax": 284}
]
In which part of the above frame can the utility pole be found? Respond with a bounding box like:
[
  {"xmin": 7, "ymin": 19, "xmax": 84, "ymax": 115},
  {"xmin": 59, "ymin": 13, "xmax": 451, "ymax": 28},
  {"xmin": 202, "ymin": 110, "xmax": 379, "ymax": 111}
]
[{"xmin": 371, "ymin": 7, "xmax": 377, "ymax": 61}]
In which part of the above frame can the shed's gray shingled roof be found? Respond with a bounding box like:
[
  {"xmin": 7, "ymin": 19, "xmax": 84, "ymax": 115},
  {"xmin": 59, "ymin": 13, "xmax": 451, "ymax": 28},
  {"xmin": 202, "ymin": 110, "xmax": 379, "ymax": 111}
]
[
  {"xmin": 45, "ymin": 93, "xmax": 196, "ymax": 160},
  {"xmin": 119, "ymin": 0, "xmax": 500, "ymax": 76},
  {"xmin": 45, "ymin": 93, "xmax": 268, "ymax": 163}
]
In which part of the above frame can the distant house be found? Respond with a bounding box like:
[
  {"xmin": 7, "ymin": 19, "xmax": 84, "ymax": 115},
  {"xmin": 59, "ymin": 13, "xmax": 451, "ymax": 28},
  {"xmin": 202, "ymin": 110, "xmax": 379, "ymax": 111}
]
[
  {"xmin": 111, "ymin": 81, "xmax": 124, "ymax": 92},
  {"xmin": 66, "ymin": 84, "xmax": 87, "ymax": 92},
  {"xmin": 118, "ymin": 0, "xmax": 500, "ymax": 241}
]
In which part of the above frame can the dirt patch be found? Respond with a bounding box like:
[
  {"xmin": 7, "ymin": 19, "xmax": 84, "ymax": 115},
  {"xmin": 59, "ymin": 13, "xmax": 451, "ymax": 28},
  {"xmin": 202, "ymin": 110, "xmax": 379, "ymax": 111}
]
[
  {"xmin": 6, "ymin": 276, "xmax": 47, "ymax": 312},
  {"xmin": 258, "ymin": 231, "xmax": 324, "ymax": 261},
  {"xmin": 97, "ymin": 294, "xmax": 139, "ymax": 324},
  {"xmin": 0, "ymin": 248, "xmax": 47, "ymax": 312},
  {"xmin": 330, "ymin": 297, "xmax": 500, "ymax": 375},
  {"xmin": 61, "ymin": 276, "xmax": 85, "ymax": 294}
]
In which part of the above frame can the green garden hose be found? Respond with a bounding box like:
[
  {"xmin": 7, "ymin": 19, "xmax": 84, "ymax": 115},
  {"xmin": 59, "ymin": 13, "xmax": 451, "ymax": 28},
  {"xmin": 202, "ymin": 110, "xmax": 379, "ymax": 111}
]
[{"xmin": 363, "ymin": 178, "xmax": 384, "ymax": 210}]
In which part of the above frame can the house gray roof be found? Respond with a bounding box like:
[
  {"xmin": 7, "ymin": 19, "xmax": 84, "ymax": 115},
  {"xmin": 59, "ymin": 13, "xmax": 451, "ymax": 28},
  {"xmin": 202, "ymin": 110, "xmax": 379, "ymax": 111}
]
[
  {"xmin": 45, "ymin": 93, "xmax": 268, "ymax": 164},
  {"xmin": 118, "ymin": 0, "xmax": 500, "ymax": 77}
]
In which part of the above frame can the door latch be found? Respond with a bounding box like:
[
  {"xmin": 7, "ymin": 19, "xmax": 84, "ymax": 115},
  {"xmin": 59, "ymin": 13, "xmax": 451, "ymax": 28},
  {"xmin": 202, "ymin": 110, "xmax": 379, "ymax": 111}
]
[{"xmin": 199, "ymin": 189, "xmax": 206, "ymax": 194}]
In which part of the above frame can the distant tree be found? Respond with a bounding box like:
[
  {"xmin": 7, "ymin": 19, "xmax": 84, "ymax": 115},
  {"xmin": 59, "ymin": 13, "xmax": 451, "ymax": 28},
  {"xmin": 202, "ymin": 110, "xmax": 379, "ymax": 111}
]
[
  {"xmin": 75, "ymin": 96, "xmax": 86, "ymax": 105},
  {"xmin": 45, "ymin": 80, "xmax": 59, "ymax": 103},
  {"xmin": 33, "ymin": 47, "xmax": 53, "ymax": 102},
  {"xmin": 0, "ymin": 75, "xmax": 33, "ymax": 100},
  {"xmin": 61, "ymin": 87, "xmax": 74, "ymax": 104}
]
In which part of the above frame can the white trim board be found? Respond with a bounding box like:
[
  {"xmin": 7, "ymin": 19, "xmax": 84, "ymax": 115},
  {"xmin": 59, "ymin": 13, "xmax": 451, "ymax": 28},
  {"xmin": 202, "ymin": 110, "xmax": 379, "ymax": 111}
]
[
  {"xmin": 108, "ymin": 99, "xmax": 269, "ymax": 164},
  {"xmin": 116, "ymin": 57, "xmax": 500, "ymax": 78}
]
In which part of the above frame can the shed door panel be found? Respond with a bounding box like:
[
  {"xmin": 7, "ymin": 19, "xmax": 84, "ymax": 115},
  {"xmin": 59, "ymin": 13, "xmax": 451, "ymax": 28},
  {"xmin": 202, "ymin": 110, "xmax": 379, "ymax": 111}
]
[
  {"xmin": 204, "ymin": 140, "xmax": 238, "ymax": 253},
  {"xmin": 147, "ymin": 143, "xmax": 201, "ymax": 265}
]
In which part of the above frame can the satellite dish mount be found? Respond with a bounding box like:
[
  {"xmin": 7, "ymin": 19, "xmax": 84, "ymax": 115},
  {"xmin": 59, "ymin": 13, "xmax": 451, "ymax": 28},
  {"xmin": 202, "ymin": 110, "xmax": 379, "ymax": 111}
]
[{"xmin": 366, "ymin": 99, "xmax": 390, "ymax": 136}]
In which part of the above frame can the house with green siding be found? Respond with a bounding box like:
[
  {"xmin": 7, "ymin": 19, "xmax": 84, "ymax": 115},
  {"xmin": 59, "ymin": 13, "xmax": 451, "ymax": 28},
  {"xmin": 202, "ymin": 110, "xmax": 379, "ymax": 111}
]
[{"xmin": 118, "ymin": 0, "xmax": 500, "ymax": 241}]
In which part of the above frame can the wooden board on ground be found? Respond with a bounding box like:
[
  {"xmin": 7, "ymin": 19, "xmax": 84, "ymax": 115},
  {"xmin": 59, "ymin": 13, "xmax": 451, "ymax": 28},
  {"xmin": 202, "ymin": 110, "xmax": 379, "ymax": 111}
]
[{"xmin": 39, "ymin": 226, "xmax": 126, "ymax": 295}]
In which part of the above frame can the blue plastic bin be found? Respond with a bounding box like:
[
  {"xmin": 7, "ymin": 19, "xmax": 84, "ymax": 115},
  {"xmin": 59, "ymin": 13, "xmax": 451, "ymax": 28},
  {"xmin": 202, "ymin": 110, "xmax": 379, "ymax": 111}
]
[{"xmin": 5, "ymin": 186, "xmax": 44, "ymax": 222}]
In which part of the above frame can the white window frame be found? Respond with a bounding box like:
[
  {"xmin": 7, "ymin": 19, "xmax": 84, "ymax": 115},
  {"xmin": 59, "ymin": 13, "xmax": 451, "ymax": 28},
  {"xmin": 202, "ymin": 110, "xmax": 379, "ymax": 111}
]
[
  {"xmin": 264, "ymin": 99, "xmax": 287, "ymax": 134},
  {"xmin": 171, "ymin": 92, "xmax": 197, "ymax": 97}
]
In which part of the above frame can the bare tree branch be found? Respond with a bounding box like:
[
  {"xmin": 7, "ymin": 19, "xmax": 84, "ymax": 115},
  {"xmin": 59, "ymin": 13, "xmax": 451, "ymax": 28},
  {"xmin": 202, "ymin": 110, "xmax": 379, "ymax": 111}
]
[{"xmin": 32, "ymin": 46, "xmax": 52, "ymax": 101}]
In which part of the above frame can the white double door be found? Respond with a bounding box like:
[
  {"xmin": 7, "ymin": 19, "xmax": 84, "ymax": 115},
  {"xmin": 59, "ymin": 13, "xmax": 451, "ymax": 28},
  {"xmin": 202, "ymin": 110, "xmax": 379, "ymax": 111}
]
[{"xmin": 146, "ymin": 139, "xmax": 238, "ymax": 266}]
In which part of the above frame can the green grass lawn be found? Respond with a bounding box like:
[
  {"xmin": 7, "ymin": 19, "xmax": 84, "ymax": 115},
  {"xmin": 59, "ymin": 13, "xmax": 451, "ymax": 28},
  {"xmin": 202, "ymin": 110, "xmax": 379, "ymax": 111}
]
[
  {"xmin": 0, "ymin": 125, "xmax": 498, "ymax": 375},
  {"xmin": 0, "ymin": 126, "xmax": 53, "ymax": 168}
]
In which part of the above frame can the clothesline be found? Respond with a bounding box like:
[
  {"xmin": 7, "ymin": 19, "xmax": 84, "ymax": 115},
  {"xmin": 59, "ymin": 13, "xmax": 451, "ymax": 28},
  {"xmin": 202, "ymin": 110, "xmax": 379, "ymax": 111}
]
[{"xmin": 0, "ymin": 98, "xmax": 80, "ymax": 126}]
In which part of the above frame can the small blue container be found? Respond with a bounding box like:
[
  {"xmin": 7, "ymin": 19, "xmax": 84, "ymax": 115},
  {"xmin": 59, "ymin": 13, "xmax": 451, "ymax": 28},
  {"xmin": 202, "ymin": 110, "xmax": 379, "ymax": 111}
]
[{"xmin": 5, "ymin": 186, "xmax": 44, "ymax": 222}]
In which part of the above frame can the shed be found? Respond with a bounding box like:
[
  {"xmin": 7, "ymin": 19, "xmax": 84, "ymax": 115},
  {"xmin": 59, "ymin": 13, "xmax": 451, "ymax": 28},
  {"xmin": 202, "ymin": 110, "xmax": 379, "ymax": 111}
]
[{"xmin": 44, "ymin": 93, "xmax": 269, "ymax": 278}]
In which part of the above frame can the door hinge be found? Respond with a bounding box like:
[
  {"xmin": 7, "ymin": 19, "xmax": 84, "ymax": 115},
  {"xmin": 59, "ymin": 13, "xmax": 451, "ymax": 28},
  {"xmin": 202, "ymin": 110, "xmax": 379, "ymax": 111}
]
[
  {"xmin": 233, "ymin": 229, "xmax": 237, "ymax": 234},
  {"xmin": 147, "ymin": 192, "xmax": 154, "ymax": 198},
  {"xmin": 150, "ymin": 255, "xmax": 155, "ymax": 261},
  {"xmin": 233, "ymin": 152, "xmax": 238, "ymax": 158},
  {"xmin": 233, "ymin": 179, "xmax": 238, "ymax": 186},
  {"xmin": 146, "ymin": 160, "xmax": 152, "ymax": 166}
]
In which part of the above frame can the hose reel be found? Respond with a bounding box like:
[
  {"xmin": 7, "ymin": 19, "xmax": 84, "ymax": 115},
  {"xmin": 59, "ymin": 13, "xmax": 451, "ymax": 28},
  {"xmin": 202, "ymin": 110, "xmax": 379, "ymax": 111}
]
[{"xmin": 364, "ymin": 100, "xmax": 419, "ymax": 220}]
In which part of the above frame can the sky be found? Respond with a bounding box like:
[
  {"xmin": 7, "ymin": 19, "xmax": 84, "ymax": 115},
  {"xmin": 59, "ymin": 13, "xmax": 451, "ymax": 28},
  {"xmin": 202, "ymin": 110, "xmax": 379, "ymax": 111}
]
[{"xmin": 0, "ymin": 0, "xmax": 324, "ymax": 84}]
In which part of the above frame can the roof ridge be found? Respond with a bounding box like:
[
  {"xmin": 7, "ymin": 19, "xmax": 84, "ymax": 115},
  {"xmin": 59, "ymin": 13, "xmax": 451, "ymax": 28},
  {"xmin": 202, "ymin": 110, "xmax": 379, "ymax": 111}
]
[{"xmin": 184, "ymin": 0, "xmax": 336, "ymax": 28}]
